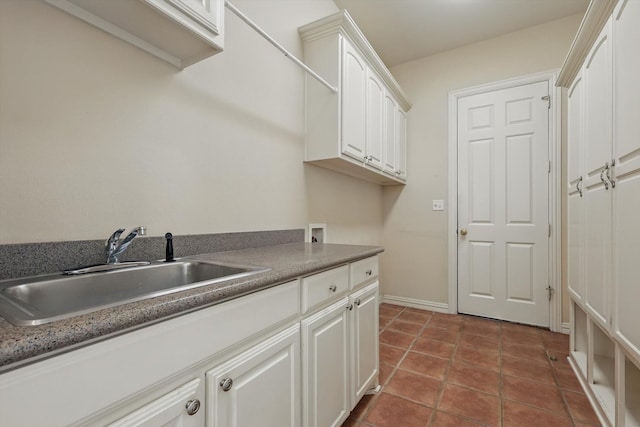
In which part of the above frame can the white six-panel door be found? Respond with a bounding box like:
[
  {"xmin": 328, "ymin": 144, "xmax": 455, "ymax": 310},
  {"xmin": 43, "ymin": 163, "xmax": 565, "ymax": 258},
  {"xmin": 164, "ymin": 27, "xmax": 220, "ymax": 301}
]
[{"xmin": 457, "ymin": 81, "xmax": 550, "ymax": 326}]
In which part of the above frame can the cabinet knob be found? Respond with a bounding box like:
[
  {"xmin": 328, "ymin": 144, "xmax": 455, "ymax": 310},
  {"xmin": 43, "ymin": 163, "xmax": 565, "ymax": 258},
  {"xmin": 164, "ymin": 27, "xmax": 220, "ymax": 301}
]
[
  {"xmin": 185, "ymin": 399, "xmax": 201, "ymax": 415},
  {"xmin": 355, "ymin": 299, "xmax": 361, "ymax": 306},
  {"xmin": 347, "ymin": 303, "xmax": 354, "ymax": 311},
  {"xmin": 329, "ymin": 285, "xmax": 337, "ymax": 292},
  {"xmin": 365, "ymin": 269, "xmax": 372, "ymax": 276},
  {"xmin": 220, "ymin": 377, "xmax": 234, "ymax": 392}
]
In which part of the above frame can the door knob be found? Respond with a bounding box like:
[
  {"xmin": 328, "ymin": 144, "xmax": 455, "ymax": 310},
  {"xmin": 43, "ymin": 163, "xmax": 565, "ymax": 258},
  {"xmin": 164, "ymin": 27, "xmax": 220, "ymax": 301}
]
[{"xmin": 459, "ymin": 228, "xmax": 468, "ymax": 236}]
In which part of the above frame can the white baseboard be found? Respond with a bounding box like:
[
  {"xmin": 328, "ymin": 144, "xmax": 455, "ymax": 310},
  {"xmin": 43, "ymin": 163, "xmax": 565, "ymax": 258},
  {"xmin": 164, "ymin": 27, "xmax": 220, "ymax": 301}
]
[
  {"xmin": 381, "ymin": 295, "xmax": 449, "ymax": 313},
  {"xmin": 561, "ymin": 322, "xmax": 570, "ymax": 335}
]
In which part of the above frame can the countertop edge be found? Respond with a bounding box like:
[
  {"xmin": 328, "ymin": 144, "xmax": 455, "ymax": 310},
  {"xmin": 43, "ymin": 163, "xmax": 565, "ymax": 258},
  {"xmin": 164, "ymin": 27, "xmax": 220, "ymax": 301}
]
[{"xmin": 0, "ymin": 243, "xmax": 383, "ymax": 372}]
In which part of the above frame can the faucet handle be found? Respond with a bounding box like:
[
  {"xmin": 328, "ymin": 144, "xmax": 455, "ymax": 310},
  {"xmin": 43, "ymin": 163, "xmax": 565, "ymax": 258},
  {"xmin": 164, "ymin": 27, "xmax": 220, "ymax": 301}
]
[{"xmin": 106, "ymin": 228, "xmax": 125, "ymax": 248}]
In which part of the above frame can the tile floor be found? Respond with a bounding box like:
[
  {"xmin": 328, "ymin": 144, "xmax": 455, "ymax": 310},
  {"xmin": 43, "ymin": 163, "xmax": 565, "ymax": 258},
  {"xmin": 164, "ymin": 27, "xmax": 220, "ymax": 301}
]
[{"xmin": 342, "ymin": 304, "xmax": 601, "ymax": 427}]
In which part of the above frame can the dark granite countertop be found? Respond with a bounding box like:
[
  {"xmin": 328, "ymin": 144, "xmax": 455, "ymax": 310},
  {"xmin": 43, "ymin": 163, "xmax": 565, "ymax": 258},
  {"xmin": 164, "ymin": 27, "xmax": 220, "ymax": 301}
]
[{"xmin": 0, "ymin": 242, "xmax": 382, "ymax": 372}]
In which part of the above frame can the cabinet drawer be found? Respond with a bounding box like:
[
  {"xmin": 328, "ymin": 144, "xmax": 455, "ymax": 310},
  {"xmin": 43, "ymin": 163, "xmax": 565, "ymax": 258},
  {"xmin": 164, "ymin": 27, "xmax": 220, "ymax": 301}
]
[
  {"xmin": 350, "ymin": 257, "xmax": 378, "ymax": 289},
  {"xmin": 301, "ymin": 265, "xmax": 349, "ymax": 314}
]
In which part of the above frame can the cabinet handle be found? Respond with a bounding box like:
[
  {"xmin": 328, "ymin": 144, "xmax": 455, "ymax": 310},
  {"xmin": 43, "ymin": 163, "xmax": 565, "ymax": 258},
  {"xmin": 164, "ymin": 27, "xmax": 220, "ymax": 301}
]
[
  {"xmin": 576, "ymin": 176, "xmax": 583, "ymax": 197},
  {"xmin": 329, "ymin": 285, "xmax": 337, "ymax": 292},
  {"xmin": 347, "ymin": 303, "xmax": 354, "ymax": 311},
  {"xmin": 365, "ymin": 269, "xmax": 372, "ymax": 276},
  {"xmin": 607, "ymin": 159, "xmax": 616, "ymax": 188},
  {"xmin": 220, "ymin": 378, "xmax": 233, "ymax": 392},
  {"xmin": 355, "ymin": 299, "xmax": 361, "ymax": 306},
  {"xmin": 600, "ymin": 163, "xmax": 610, "ymax": 190},
  {"xmin": 185, "ymin": 399, "xmax": 201, "ymax": 415}
]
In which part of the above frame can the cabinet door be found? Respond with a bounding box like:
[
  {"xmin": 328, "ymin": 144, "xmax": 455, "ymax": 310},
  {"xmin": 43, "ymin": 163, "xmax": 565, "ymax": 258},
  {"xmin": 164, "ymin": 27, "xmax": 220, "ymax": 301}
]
[
  {"xmin": 582, "ymin": 19, "xmax": 613, "ymax": 329},
  {"xmin": 341, "ymin": 39, "xmax": 367, "ymax": 162},
  {"xmin": 613, "ymin": 0, "xmax": 640, "ymax": 363},
  {"xmin": 302, "ymin": 297, "xmax": 350, "ymax": 427},
  {"xmin": 366, "ymin": 70, "xmax": 384, "ymax": 170},
  {"xmin": 206, "ymin": 325, "xmax": 300, "ymax": 427},
  {"xmin": 145, "ymin": 0, "xmax": 223, "ymax": 41},
  {"xmin": 383, "ymin": 92, "xmax": 397, "ymax": 175},
  {"xmin": 395, "ymin": 109, "xmax": 407, "ymax": 180},
  {"xmin": 567, "ymin": 72, "xmax": 585, "ymax": 303},
  {"xmin": 109, "ymin": 379, "xmax": 203, "ymax": 427},
  {"xmin": 350, "ymin": 282, "xmax": 379, "ymax": 406}
]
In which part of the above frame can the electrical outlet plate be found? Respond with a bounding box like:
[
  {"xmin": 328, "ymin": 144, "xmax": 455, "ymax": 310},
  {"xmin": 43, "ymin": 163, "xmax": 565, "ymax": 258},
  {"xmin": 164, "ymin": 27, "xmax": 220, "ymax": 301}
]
[{"xmin": 432, "ymin": 200, "xmax": 444, "ymax": 211}]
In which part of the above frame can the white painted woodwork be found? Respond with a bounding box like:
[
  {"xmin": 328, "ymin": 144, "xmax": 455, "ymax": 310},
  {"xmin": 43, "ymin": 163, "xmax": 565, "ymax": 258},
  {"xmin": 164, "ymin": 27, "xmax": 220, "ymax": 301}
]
[
  {"xmin": 0, "ymin": 280, "xmax": 299, "ymax": 427},
  {"xmin": 302, "ymin": 297, "xmax": 351, "ymax": 427},
  {"xmin": 612, "ymin": 0, "xmax": 640, "ymax": 368},
  {"xmin": 43, "ymin": 0, "xmax": 224, "ymax": 68},
  {"xmin": 0, "ymin": 252, "xmax": 379, "ymax": 427},
  {"xmin": 457, "ymin": 80, "xmax": 550, "ymax": 326},
  {"xmin": 205, "ymin": 325, "xmax": 300, "ymax": 427},
  {"xmin": 349, "ymin": 256, "xmax": 379, "ymax": 289},
  {"xmin": 301, "ymin": 257, "xmax": 380, "ymax": 427},
  {"xmin": 341, "ymin": 40, "xmax": 368, "ymax": 162},
  {"xmin": 300, "ymin": 10, "xmax": 411, "ymax": 186},
  {"xmin": 349, "ymin": 282, "xmax": 379, "ymax": 406},
  {"xmin": 582, "ymin": 19, "xmax": 612, "ymax": 330},
  {"xmin": 383, "ymin": 92, "xmax": 397, "ymax": 175},
  {"xmin": 567, "ymin": 72, "xmax": 585, "ymax": 303},
  {"xmin": 301, "ymin": 265, "xmax": 349, "ymax": 314},
  {"xmin": 366, "ymin": 69, "xmax": 385, "ymax": 170},
  {"xmin": 395, "ymin": 109, "xmax": 408, "ymax": 181},
  {"xmin": 564, "ymin": 1, "xmax": 640, "ymax": 424},
  {"xmin": 109, "ymin": 378, "xmax": 203, "ymax": 427}
]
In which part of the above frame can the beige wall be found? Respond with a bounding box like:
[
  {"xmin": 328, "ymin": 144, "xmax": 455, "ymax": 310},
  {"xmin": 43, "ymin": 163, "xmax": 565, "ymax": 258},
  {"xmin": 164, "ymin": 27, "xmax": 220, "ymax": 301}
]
[
  {"xmin": 0, "ymin": 0, "xmax": 383, "ymax": 246},
  {"xmin": 381, "ymin": 14, "xmax": 582, "ymax": 318}
]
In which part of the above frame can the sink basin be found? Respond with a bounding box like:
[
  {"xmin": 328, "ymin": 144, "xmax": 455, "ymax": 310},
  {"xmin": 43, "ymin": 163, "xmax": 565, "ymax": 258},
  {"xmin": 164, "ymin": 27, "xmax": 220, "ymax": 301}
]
[{"xmin": 0, "ymin": 260, "xmax": 270, "ymax": 326}]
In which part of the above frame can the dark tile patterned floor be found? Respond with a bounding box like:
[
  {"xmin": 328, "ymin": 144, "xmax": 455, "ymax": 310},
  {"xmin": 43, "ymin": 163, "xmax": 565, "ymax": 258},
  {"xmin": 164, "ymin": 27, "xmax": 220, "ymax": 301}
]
[{"xmin": 341, "ymin": 304, "xmax": 600, "ymax": 427}]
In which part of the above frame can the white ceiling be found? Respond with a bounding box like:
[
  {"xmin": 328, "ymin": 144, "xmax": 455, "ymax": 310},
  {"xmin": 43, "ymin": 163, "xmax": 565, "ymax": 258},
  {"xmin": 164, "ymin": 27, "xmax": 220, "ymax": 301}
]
[{"xmin": 332, "ymin": 0, "xmax": 589, "ymax": 67}]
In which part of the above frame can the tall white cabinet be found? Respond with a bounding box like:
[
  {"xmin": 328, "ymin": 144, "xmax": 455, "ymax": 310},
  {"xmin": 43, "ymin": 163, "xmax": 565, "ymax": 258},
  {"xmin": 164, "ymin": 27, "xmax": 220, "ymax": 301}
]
[
  {"xmin": 299, "ymin": 11, "xmax": 411, "ymax": 186},
  {"xmin": 560, "ymin": 0, "xmax": 640, "ymax": 425}
]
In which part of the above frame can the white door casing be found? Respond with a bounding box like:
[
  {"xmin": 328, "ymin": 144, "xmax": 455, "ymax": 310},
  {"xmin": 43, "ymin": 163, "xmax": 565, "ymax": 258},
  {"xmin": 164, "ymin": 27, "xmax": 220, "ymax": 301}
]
[{"xmin": 456, "ymin": 79, "xmax": 551, "ymax": 327}]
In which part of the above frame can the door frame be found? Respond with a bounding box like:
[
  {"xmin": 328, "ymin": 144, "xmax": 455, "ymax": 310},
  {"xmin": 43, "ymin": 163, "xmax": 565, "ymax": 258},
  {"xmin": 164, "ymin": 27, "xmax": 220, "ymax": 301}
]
[{"xmin": 447, "ymin": 70, "xmax": 563, "ymax": 332}]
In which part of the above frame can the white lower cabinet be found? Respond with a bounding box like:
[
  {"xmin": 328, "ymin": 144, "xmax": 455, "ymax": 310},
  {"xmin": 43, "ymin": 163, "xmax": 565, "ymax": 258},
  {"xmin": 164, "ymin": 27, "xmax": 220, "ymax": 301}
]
[
  {"xmin": 350, "ymin": 282, "xmax": 379, "ymax": 404},
  {"xmin": 205, "ymin": 325, "xmax": 300, "ymax": 427},
  {"xmin": 302, "ymin": 297, "xmax": 351, "ymax": 427},
  {"xmin": 0, "ymin": 256, "xmax": 380, "ymax": 427},
  {"xmin": 301, "ymin": 264, "xmax": 379, "ymax": 427},
  {"xmin": 109, "ymin": 379, "xmax": 204, "ymax": 427}
]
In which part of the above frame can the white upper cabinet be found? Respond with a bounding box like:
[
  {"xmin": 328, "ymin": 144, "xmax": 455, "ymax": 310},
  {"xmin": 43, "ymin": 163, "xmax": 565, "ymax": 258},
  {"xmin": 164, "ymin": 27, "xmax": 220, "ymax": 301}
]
[
  {"xmin": 342, "ymin": 40, "xmax": 368, "ymax": 162},
  {"xmin": 299, "ymin": 11, "xmax": 411, "ymax": 186},
  {"xmin": 612, "ymin": 0, "xmax": 640, "ymax": 367},
  {"xmin": 365, "ymin": 69, "xmax": 385, "ymax": 170},
  {"xmin": 44, "ymin": 0, "xmax": 224, "ymax": 68}
]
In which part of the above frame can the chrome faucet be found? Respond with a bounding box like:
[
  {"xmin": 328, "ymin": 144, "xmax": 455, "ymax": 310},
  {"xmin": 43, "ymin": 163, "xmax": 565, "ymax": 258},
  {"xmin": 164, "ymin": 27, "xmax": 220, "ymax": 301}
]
[{"xmin": 105, "ymin": 226, "xmax": 146, "ymax": 264}]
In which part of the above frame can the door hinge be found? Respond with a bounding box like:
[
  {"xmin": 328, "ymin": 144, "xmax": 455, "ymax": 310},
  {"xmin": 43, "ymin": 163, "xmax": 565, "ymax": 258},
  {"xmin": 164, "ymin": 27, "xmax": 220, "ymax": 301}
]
[
  {"xmin": 548, "ymin": 224, "xmax": 551, "ymax": 237},
  {"xmin": 548, "ymin": 160, "xmax": 551, "ymax": 173},
  {"xmin": 542, "ymin": 95, "xmax": 550, "ymax": 109}
]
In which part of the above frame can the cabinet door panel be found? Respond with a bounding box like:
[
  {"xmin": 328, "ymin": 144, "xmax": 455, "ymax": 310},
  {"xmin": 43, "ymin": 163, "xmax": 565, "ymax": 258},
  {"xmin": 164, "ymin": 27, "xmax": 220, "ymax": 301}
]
[
  {"xmin": 366, "ymin": 70, "xmax": 384, "ymax": 170},
  {"xmin": 350, "ymin": 282, "xmax": 379, "ymax": 405},
  {"xmin": 582, "ymin": 19, "xmax": 612, "ymax": 330},
  {"xmin": 613, "ymin": 0, "xmax": 640, "ymax": 362},
  {"xmin": 302, "ymin": 297, "xmax": 350, "ymax": 427},
  {"xmin": 206, "ymin": 325, "xmax": 300, "ymax": 427},
  {"xmin": 396, "ymin": 109, "xmax": 407, "ymax": 180},
  {"xmin": 341, "ymin": 40, "xmax": 367, "ymax": 162},
  {"xmin": 567, "ymin": 73, "xmax": 584, "ymax": 303},
  {"xmin": 109, "ymin": 379, "xmax": 202, "ymax": 427},
  {"xmin": 383, "ymin": 93, "xmax": 397, "ymax": 174}
]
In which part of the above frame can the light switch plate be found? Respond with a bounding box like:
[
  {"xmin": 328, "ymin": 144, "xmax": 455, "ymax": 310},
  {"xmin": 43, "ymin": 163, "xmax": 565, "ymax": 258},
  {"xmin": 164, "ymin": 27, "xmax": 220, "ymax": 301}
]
[{"xmin": 432, "ymin": 200, "xmax": 444, "ymax": 211}]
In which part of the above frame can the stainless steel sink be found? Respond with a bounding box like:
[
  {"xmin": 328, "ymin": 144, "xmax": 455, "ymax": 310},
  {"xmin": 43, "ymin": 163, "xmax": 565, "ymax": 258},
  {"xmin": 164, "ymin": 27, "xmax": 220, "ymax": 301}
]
[{"xmin": 0, "ymin": 260, "xmax": 270, "ymax": 326}]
